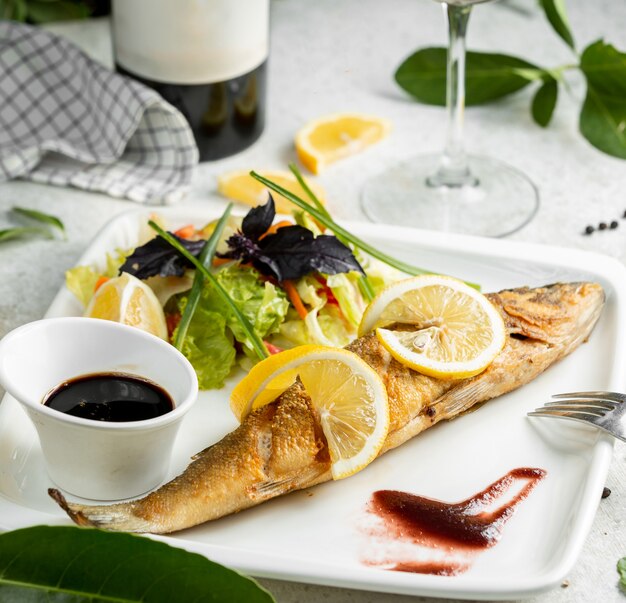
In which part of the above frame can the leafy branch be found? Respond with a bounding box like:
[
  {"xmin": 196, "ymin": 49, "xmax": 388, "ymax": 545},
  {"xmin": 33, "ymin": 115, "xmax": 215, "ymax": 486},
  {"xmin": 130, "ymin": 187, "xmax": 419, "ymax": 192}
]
[
  {"xmin": 0, "ymin": 206, "xmax": 65, "ymax": 243},
  {"xmin": 395, "ymin": 0, "xmax": 626, "ymax": 160},
  {"xmin": 0, "ymin": 0, "xmax": 93, "ymax": 23}
]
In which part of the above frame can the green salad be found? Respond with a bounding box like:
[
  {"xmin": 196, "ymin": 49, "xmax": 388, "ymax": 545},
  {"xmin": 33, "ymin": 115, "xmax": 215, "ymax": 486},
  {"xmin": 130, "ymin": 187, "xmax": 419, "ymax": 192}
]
[{"xmin": 66, "ymin": 195, "xmax": 405, "ymax": 389}]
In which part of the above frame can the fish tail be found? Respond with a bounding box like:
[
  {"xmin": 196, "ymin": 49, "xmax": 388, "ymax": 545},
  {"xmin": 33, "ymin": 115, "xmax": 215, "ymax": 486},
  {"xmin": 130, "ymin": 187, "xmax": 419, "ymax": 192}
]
[{"xmin": 48, "ymin": 488, "xmax": 152, "ymax": 533}]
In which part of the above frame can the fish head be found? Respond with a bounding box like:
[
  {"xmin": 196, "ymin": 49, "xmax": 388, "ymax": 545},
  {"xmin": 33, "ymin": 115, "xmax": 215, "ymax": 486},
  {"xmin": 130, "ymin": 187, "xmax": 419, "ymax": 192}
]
[{"xmin": 488, "ymin": 282, "xmax": 605, "ymax": 349}]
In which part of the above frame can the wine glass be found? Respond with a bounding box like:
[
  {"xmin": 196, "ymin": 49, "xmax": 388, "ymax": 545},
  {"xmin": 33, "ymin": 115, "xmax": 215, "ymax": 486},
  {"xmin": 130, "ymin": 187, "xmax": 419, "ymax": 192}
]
[{"xmin": 361, "ymin": 0, "xmax": 539, "ymax": 237}]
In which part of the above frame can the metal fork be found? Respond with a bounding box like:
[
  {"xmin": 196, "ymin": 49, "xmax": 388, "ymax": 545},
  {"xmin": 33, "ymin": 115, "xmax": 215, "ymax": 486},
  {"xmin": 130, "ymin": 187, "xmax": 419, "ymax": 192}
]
[{"xmin": 528, "ymin": 392, "xmax": 626, "ymax": 443}]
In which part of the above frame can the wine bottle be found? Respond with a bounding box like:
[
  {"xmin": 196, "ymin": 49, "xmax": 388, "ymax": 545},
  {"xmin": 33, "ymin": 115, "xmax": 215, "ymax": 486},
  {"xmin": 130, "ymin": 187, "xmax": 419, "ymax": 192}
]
[{"xmin": 111, "ymin": 0, "xmax": 269, "ymax": 161}]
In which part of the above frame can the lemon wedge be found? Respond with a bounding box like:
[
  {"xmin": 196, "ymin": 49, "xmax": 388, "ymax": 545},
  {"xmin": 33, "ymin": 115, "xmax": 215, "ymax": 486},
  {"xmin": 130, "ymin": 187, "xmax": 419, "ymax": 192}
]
[
  {"xmin": 84, "ymin": 272, "xmax": 168, "ymax": 340},
  {"xmin": 217, "ymin": 170, "xmax": 326, "ymax": 214},
  {"xmin": 230, "ymin": 345, "xmax": 389, "ymax": 479},
  {"xmin": 295, "ymin": 113, "xmax": 391, "ymax": 174},
  {"xmin": 359, "ymin": 275, "xmax": 506, "ymax": 379}
]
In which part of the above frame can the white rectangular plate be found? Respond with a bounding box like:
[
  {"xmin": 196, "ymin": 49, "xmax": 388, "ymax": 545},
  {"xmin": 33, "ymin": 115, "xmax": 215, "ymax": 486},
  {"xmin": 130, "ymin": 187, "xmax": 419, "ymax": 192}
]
[{"xmin": 1, "ymin": 207, "xmax": 625, "ymax": 601}]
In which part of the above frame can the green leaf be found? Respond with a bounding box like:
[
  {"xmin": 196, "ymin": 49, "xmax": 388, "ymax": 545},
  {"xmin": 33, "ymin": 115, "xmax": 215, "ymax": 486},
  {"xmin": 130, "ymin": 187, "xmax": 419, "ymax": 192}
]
[
  {"xmin": 618, "ymin": 557, "xmax": 626, "ymax": 588},
  {"xmin": 25, "ymin": 0, "xmax": 90, "ymax": 23},
  {"xmin": 12, "ymin": 206, "xmax": 66, "ymax": 238},
  {"xmin": 579, "ymin": 40, "xmax": 626, "ymax": 159},
  {"xmin": 213, "ymin": 266, "xmax": 289, "ymax": 344},
  {"xmin": 0, "ymin": 227, "xmax": 52, "ymax": 242},
  {"xmin": 1, "ymin": 0, "xmax": 28, "ymax": 21},
  {"xmin": 0, "ymin": 525, "xmax": 274, "ymax": 602},
  {"xmin": 174, "ymin": 305, "xmax": 236, "ymax": 390},
  {"xmin": 539, "ymin": 0, "xmax": 575, "ymax": 50},
  {"xmin": 395, "ymin": 48, "xmax": 545, "ymax": 106},
  {"xmin": 531, "ymin": 78, "xmax": 559, "ymax": 127}
]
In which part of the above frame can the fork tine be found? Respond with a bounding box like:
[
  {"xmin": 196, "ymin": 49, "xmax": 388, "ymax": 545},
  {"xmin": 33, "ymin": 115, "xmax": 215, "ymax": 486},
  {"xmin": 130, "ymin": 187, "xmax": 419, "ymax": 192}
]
[
  {"xmin": 528, "ymin": 409, "xmax": 605, "ymax": 423},
  {"xmin": 529, "ymin": 392, "xmax": 626, "ymax": 443},
  {"xmin": 544, "ymin": 399, "xmax": 615, "ymax": 411},
  {"xmin": 537, "ymin": 404, "xmax": 606, "ymax": 417},
  {"xmin": 552, "ymin": 391, "xmax": 624, "ymax": 403}
]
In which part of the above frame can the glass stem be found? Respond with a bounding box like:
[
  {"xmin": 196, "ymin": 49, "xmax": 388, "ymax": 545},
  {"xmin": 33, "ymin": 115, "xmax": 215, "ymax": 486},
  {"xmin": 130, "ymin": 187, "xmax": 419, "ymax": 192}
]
[{"xmin": 428, "ymin": 3, "xmax": 477, "ymax": 188}]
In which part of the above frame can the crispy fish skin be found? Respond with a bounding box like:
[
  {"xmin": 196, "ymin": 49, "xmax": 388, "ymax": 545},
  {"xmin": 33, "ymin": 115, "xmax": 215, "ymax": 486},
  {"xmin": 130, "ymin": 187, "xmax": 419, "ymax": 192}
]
[{"xmin": 50, "ymin": 282, "xmax": 605, "ymax": 533}]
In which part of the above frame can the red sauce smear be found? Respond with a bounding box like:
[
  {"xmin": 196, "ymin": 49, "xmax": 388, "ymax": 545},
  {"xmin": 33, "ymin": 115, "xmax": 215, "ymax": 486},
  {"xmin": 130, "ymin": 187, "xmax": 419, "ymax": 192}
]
[
  {"xmin": 391, "ymin": 560, "xmax": 468, "ymax": 576},
  {"xmin": 364, "ymin": 467, "xmax": 546, "ymax": 575}
]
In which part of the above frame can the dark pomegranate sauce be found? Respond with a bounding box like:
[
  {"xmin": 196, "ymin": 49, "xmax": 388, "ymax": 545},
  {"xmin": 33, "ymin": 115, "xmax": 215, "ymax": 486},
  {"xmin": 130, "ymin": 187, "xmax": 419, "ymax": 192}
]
[
  {"xmin": 43, "ymin": 373, "xmax": 173, "ymax": 422},
  {"xmin": 364, "ymin": 468, "xmax": 546, "ymax": 575}
]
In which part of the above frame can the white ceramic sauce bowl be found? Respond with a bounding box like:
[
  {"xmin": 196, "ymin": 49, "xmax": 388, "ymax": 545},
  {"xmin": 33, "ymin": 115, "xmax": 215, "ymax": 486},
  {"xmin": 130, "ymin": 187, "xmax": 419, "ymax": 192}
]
[{"xmin": 0, "ymin": 317, "xmax": 198, "ymax": 500}]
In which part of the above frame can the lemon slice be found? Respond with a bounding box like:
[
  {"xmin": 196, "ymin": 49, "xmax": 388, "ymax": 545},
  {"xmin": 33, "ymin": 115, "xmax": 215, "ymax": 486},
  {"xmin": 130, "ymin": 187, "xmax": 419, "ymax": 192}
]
[
  {"xmin": 84, "ymin": 272, "xmax": 168, "ymax": 340},
  {"xmin": 231, "ymin": 345, "xmax": 389, "ymax": 479},
  {"xmin": 217, "ymin": 170, "xmax": 326, "ymax": 214},
  {"xmin": 295, "ymin": 113, "xmax": 391, "ymax": 174},
  {"xmin": 359, "ymin": 275, "xmax": 506, "ymax": 379}
]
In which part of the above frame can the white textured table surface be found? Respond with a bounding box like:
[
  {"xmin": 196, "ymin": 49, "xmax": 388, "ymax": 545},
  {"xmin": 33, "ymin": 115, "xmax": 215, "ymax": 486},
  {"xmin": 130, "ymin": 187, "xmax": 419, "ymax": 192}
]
[{"xmin": 1, "ymin": 1, "xmax": 625, "ymax": 602}]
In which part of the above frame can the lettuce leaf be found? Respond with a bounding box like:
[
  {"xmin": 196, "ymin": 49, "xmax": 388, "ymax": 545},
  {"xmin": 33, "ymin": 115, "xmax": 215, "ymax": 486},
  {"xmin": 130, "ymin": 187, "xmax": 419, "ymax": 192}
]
[
  {"xmin": 295, "ymin": 275, "xmax": 325, "ymax": 308},
  {"xmin": 175, "ymin": 266, "xmax": 289, "ymax": 388},
  {"xmin": 276, "ymin": 275, "xmax": 355, "ymax": 348},
  {"xmin": 172, "ymin": 303, "xmax": 236, "ymax": 390},
  {"xmin": 355, "ymin": 251, "xmax": 407, "ymax": 293},
  {"xmin": 278, "ymin": 305, "xmax": 353, "ymax": 348},
  {"xmin": 213, "ymin": 266, "xmax": 289, "ymax": 347},
  {"xmin": 106, "ymin": 249, "xmax": 130, "ymax": 277},
  {"xmin": 65, "ymin": 265, "xmax": 100, "ymax": 307},
  {"xmin": 293, "ymin": 210, "xmax": 323, "ymax": 236},
  {"xmin": 307, "ymin": 304, "xmax": 354, "ymax": 347},
  {"xmin": 65, "ymin": 250, "xmax": 132, "ymax": 307},
  {"xmin": 326, "ymin": 272, "xmax": 366, "ymax": 329}
]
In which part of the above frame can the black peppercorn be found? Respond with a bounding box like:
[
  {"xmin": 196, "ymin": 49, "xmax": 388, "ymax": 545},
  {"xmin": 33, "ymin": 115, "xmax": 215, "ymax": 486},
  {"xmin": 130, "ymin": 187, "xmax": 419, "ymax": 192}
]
[
  {"xmin": 602, "ymin": 487, "xmax": 611, "ymax": 499},
  {"xmin": 610, "ymin": 220, "xmax": 618, "ymax": 229},
  {"xmin": 584, "ymin": 225, "xmax": 594, "ymax": 235},
  {"xmin": 598, "ymin": 222, "xmax": 607, "ymax": 230},
  {"xmin": 623, "ymin": 210, "xmax": 626, "ymax": 219}
]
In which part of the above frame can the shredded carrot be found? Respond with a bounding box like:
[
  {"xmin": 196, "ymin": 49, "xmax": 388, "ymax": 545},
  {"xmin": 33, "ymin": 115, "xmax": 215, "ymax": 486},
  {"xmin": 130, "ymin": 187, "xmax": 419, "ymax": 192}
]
[
  {"xmin": 259, "ymin": 220, "xmax": 293, "ymax": 240},
  {"xmin": 166, "ymin": 312, "xmax": 181, "ymax": 340},
  {"xmin": 282, "ymin": 279, "xmax": 308, "ymax": 320},
  {"xmin": 94, "ymin": 275, "xmax": 109, "ymax": 292},
  {"xmin": 174, "ymin": 224, "xmax": 195, "ymax": 239}
]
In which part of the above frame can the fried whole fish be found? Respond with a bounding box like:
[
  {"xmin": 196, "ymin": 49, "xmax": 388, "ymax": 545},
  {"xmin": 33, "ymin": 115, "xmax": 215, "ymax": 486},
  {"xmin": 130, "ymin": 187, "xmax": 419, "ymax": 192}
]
[{"xmin": 50, "ymin": 282, "xmax": 604, "ymax": 533}]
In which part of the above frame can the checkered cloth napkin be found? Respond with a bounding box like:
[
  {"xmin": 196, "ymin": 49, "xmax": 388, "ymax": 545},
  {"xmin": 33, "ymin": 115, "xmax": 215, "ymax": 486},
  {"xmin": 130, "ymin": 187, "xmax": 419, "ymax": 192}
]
[{"xmin": 0, "ymin": 22, "xmax": 198, "ymax": 204}]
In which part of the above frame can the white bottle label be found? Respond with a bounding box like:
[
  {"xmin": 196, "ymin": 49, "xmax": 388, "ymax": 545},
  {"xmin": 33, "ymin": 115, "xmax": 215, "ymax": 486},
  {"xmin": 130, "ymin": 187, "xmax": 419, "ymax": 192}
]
[{"xmin": 112, "ymin": 0, "xmax": 269, "ymax": 85}]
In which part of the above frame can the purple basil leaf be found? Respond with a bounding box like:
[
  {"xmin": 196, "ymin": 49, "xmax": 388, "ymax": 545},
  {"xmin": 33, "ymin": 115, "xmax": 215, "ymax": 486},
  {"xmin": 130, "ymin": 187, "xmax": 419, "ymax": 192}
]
[
  {"xmin": 250, "ymin": 253, "xmax": 283, "ymax": 280},
  {"xmin": 241, "ymin": 195, "xmax": 276, "ymax": 241},
  {"xmin": 308, "ymin": 235, "xmax": 365, "ymax": 276},
  {"xmin": 257, "ymin": 226, "xmax": 364, "ymax": 281},
  {"xmin": 119, "ymin": 234, "xmax": 205, "ymax": 279},
  {"xmin": 219, "ymin": 232, "xmax": 262, "ymax": 264}
]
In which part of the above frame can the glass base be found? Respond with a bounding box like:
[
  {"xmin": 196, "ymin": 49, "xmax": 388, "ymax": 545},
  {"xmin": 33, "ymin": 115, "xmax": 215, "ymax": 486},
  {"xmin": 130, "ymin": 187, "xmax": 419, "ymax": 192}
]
[{"xmin": 361, "ymin": 154, "xmax": 539, "ymax": 238}]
